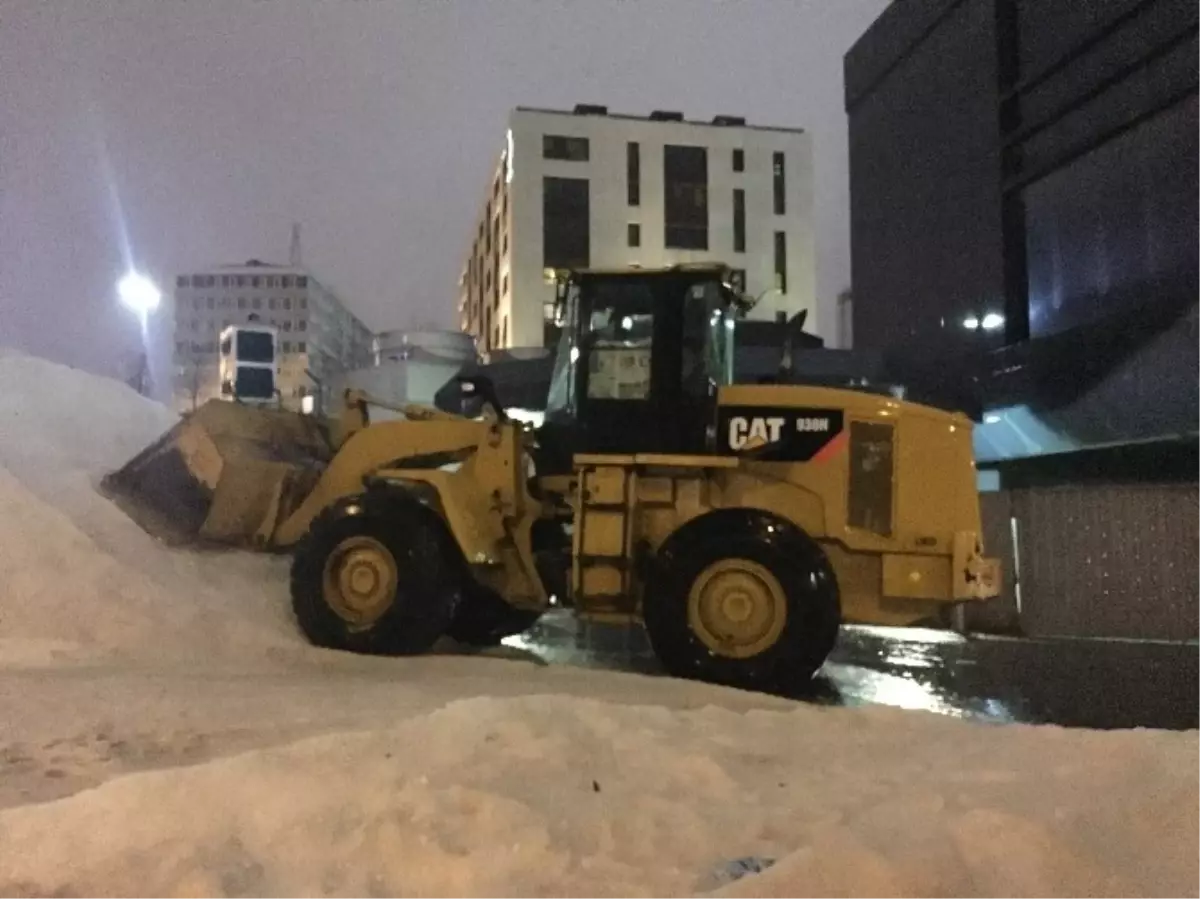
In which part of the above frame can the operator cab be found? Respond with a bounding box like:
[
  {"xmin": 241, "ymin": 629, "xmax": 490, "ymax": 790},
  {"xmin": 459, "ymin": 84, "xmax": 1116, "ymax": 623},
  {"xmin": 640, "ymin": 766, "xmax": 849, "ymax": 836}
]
[{"xmin": 537, "ymin": 263, "xmax": 746, "ymax": 474}]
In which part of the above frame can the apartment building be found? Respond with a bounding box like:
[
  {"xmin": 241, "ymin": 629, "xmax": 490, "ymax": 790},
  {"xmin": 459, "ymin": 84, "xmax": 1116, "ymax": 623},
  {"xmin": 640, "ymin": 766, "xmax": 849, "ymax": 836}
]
[
  {"xmin": 458, "ymin": 105, "xmax": 815, "ymax": 352},
  {"xmin": 170, "ymin": 259, "xmax": 372, "ymax": 412}
]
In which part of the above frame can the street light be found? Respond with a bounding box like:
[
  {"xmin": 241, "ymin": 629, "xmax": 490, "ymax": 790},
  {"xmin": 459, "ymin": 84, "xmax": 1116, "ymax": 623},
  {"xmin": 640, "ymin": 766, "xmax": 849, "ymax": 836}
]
[
  {"xmin": 117, "ymin": 271, "xmax": 161, "ymax": 319},
  {"xmin": 962, "ymin": 311, "xmax": 1005, "ymax": 332}
]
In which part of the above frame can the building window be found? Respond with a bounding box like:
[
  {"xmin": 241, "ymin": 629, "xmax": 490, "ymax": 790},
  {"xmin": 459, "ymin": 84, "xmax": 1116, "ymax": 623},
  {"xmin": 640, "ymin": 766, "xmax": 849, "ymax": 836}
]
[
  {"xmin": 251, "ymin": 276, "xmax": 261, "ymax": 288},
  {"xmin": 236, "ymin": 297, "xmax": 245, "ymax": 309},
  {"xmin": 733, "ymin": 189, "xmax": 745, "ymax": 253},
  {"xmin": 774, "ymin": 231, "xmax": 787, "ymax": 293},
  {"xmin": 297, "ymin": 341, "xmax": 306, "ymax": 353},
  {"xmin": 627, "ymin": 141, "xmax": 640, "ymax": 206},
  {"xmin": 283, "ymin": 341, "xmax": 291, "ymax": 353},
  {"xmin": 663, "ymin": 144, "xmax": 708, "ymax": 250},
  {"xmin": 773, "ymin": 151, "xmax": 786, "ymax": 215},
  {"xmin": 296, "ymin": 276, "xmax": 308, "ymax": 288},
  {"xmin": 236, "ymin": 276, "xmax": 247, "ymax": 288},
  {"xmin": 542, "ymin": 176, "xmax": 590, "ymax": 268},
  {"xmin": 542, "ymin": 134, "xmax": 589, "ymax": 161},
  {"xmin": 502, "ymin": 273, "xmax": 509, "ymax": 295},
  {"xmin": 176, "ymin": 275, "xmax": 189, "ymax": 288},
  {"xmin": 298, "ymin": 319, "xmax": 307, "ymax": 331},
  {"xmin": 252, "ymin": 297, "xmax": 261, "ymax": 310},
  {"xmin": 283, "ymin": 321, "xmax": 292, "ymax": 332},
  {"xmin": 222, "ymin": 276, "xmax": 232, "ymax": 287},
  {"xmin": 192, "ymin": 298, "xmax": 202, "ymax": 310},
  {"xmin": 628, "ymin": 222, "xmax": 641, "ymax": 247},
  {"xmin": 732, "ymin": 148, "xmax": 744, "ymax": 172},
  {"xmin": 281, "ymin": 276, "xmax": 291, "ymax": 288},
  {"xmin": 283, "ymin": 297, "xmax": 292, "ymax": 310}
]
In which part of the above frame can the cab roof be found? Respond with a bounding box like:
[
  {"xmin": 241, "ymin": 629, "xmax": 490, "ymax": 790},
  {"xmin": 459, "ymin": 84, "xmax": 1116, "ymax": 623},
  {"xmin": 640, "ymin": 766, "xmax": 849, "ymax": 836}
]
[{"xmin": 558, "ymin": 262, "xmax": 734, "ymax": 279}]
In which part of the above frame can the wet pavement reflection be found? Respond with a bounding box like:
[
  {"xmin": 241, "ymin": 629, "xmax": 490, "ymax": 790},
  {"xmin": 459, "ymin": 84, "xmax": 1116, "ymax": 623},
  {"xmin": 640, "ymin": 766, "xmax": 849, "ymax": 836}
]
[{"xmin": 505, "ymin": 612, "xmax": 1198, "ymax": 731}]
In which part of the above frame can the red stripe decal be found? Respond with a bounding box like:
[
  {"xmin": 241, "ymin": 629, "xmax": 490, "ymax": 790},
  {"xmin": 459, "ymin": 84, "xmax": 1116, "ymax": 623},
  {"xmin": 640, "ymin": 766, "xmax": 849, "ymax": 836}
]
[{"xmin": 810, "ymin": 430, "xmax": 848, "ymax": 463}]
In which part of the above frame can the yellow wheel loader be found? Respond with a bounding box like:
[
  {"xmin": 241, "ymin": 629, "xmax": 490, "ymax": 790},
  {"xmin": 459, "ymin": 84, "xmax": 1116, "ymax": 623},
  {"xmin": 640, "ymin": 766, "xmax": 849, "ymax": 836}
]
[{"xmin": 101, "ymin": 263, "xmax": 1000, "ymax": 690}]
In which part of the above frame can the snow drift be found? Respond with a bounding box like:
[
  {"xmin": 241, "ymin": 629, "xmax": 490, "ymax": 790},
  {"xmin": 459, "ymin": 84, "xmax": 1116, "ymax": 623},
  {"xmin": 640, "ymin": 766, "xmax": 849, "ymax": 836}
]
[
  {"xmin": 0, "ymin": 694, "xmax": 1195, "ymax": 897},
  {"xmin": 0, "ymin": 351, "xmax": 306, "ymax": 665}
]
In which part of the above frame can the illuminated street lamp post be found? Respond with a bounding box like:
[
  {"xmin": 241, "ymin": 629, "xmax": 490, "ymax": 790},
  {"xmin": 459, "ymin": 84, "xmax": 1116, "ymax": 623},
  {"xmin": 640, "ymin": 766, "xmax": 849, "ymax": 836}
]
[
  {"xmin": 116, "ymin": 270, "xmax": 161, "ymax": 330},
  {"xmin": 117, "ymin": 270, "xmax": 161, "ymax": 396}
]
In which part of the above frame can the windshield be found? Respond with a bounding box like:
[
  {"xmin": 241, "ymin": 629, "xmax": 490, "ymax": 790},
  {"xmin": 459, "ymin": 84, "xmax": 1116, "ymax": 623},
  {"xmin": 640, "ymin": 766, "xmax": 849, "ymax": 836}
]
[
  {"xmin": 236, "ymin": 331, "xmax": 275, "ymax": 364},
  {"xmin": 584, "ymin": 280, "xmax": 655, "ymax": 401}
]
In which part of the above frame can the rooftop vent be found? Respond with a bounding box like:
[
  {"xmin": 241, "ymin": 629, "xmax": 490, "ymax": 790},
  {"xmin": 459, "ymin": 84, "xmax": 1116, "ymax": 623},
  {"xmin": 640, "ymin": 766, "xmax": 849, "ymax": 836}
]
[
  {"xmin": 712, "ymin": 114, "xmax": 747, "ymax": 126},
  {"xmin": 649, "ymin": 110, "xmax": 684, "ymax": 121},
  {"xmin": 573, "ymin": 103, "xmax": 608, "ymax": 116}
]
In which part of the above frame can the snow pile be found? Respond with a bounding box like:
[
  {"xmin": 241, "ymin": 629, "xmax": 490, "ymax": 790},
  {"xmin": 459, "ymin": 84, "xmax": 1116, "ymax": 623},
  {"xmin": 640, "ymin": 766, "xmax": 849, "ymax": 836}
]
[
  {"xmin": 0, "ymin": 694, "xmax": 1195, "ymax": 897},
  {"xmin": 0, "ymin": 351, "xmax": 306, "ymax": 665}
]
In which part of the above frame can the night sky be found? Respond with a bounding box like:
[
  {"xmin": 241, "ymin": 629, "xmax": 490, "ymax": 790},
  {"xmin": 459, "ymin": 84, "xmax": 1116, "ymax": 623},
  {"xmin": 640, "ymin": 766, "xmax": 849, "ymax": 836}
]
[{"xmin": 1, "ymin": 0, "xmax": 886, "ymax": 386}]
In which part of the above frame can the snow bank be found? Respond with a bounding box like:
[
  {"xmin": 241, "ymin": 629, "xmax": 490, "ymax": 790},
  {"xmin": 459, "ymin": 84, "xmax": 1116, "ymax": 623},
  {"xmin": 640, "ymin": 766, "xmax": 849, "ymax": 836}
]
[
  {"xmin": 0, "ymin": 695, "xmax": 1195, "ymax": 897},
  {"xmin": 0, "ymin": 351, "xmax": 306, "ymax": 664}
]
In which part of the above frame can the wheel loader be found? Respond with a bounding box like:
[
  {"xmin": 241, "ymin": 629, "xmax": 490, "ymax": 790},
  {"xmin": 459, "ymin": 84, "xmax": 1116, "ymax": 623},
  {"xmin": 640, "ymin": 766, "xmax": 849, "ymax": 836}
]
[{"xmin": 101, "ymin": 263, "xmax": 1000, "ymax": 690}]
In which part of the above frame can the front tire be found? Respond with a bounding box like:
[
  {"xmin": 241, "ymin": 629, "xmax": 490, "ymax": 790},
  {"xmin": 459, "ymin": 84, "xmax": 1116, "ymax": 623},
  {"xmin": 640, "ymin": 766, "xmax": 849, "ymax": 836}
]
[
  {"xmin": 290, "ymin": 494, "xmax": 462, "ymax": 655},
  {"xmin": 643, "ymin": 511, "xmax": 840, "ymax": 690}
]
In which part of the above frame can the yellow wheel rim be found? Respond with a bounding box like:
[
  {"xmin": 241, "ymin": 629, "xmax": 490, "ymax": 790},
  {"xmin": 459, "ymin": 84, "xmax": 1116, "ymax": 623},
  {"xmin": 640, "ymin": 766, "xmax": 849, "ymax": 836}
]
[
  {"xmin": 687, "ymin": 559, "xmax": 787, "ymax": 659},
  {"xmin": 321, "ymin": 536, "xmax": 399, "ymax": 629}
]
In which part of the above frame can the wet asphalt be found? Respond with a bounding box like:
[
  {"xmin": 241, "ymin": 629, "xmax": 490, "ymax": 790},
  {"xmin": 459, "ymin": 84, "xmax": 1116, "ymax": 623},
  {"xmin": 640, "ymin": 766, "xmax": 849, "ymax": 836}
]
[{"xmin": 506, "ymin": 612, "xmax": 1198, "ymax": 731}]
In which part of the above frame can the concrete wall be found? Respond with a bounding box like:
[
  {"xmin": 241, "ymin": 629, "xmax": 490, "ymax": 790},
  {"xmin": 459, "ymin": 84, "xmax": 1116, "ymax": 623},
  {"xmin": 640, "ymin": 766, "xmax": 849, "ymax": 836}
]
[{"xmin": 972, "ymin": 484, "xmax": 1199, "ymax": 641}]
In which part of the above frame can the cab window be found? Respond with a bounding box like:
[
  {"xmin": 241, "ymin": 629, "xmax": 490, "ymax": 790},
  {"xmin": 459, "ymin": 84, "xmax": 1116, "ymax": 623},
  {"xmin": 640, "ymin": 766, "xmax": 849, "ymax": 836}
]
[{"xmin": 583, "ymin": 280, "xmax": 655, "ymax": 401}]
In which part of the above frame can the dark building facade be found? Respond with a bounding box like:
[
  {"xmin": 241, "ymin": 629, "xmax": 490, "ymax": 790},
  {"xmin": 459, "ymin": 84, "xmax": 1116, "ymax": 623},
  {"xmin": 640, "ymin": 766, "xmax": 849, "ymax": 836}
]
[{"xmin": 845, "ymin": 0, "xmax": 1198, "ymax": 471}]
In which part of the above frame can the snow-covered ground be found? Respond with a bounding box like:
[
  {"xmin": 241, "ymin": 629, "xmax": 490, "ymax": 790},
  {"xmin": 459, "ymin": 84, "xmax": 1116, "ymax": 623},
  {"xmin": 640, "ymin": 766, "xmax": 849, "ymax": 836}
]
[{"xmin": 0, "ymin": 350, "xmax": 1195, "ymax": 897}]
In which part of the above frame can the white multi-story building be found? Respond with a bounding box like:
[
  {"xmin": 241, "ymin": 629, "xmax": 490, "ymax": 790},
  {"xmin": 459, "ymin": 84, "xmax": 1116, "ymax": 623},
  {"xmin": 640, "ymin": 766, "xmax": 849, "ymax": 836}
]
[
  {"xmin": 458, "ymin": 105, "xmax": 816, "ymax": 352},
  {"xmin": 170, "ymin": 259, "xmax": 373, "ymax": 413}
]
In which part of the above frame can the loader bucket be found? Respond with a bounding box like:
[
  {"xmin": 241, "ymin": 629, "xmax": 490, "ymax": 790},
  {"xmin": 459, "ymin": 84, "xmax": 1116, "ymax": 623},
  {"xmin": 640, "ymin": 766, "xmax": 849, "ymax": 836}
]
[{"xmin": 100, "ymin": 399, "xmax": 334, "ymax": 549}]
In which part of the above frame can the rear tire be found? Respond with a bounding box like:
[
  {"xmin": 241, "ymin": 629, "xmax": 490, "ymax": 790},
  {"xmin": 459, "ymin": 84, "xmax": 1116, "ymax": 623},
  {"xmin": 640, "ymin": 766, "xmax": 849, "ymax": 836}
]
[
  {"xmin": 643, "ymin": 512, "xmax": 840, "ymax": 691},
  {"xmin": 290, "ymin": 495, "xmax": 461, "ymax": 655}
]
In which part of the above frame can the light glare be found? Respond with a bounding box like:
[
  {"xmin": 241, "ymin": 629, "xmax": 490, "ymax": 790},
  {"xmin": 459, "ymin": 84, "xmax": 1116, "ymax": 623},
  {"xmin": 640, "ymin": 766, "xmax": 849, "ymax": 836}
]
[{"xmin": 117, "ymin": 271, "xmax": 161, "ymax": 314}]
